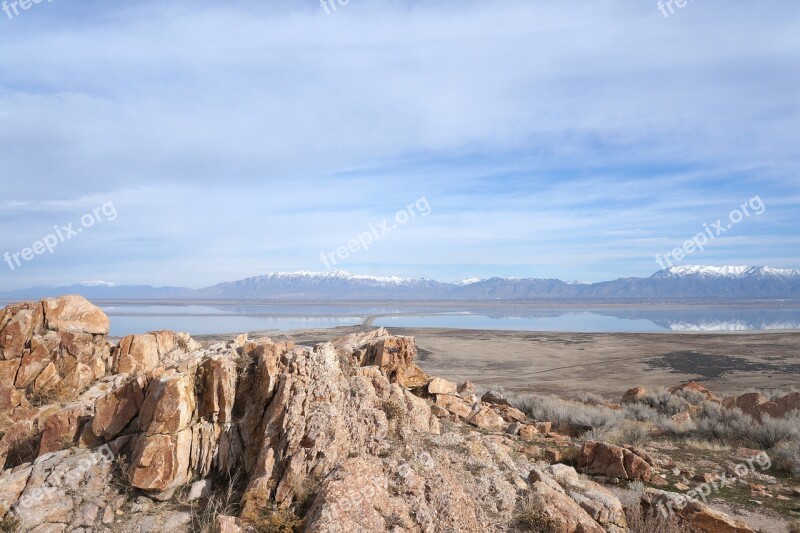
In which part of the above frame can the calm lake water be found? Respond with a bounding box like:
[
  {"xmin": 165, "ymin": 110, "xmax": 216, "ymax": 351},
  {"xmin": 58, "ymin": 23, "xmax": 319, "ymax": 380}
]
[{"xmin": 83, "ymin": 303, "xmax": 800, "ymax": 337}]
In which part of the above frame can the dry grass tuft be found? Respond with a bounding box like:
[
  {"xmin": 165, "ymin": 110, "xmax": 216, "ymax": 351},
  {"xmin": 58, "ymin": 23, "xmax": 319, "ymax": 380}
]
[{"xmin": 509, "ymin": 495, "xmax": 562, "ymax": 532}]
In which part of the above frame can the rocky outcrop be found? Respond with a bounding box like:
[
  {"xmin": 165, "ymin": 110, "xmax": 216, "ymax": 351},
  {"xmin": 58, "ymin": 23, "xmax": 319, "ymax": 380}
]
[
  {"xmin": 0, "ymin": 298, "xmax": 769, "ymax": 532},
  {"xmin": 0, "ymin": 296, "xmax": 111, "ymax": 407},
  {"xmin": 668, "ymin": 382, "xmax": 720, "ymax": 403},
  {"xmin": 723, "ymin": 391, "xmax": 800, "ymax": 420}
]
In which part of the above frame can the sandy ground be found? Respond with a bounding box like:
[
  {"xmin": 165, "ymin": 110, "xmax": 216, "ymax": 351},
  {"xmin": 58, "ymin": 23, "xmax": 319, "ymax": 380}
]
[{"xmin": 207, "ymin": 326, "xmax": 800, "ymax": 401}]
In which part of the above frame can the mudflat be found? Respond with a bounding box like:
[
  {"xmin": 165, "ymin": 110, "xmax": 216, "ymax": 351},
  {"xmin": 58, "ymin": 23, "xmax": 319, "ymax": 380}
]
[{"xmin": 248, "ymin": 327, "xmax": 800, "ymax": 400}]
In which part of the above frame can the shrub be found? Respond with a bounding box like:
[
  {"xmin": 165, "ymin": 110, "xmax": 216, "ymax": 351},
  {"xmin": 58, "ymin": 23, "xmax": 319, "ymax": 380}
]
[
  {"xmin": 634, "ymin": 390, "xmax": 692, "ymax": 417},
  {"xmin": 514, "ymin": 394, "xmax": 622, "ymax": 432},
  {"xmin": 575, "ymin": 391, "xmax": 606, "ymax": 406},
  {"xmin": 623, "ymin": 403, "xmax": 665, "ymax": 424},
  {"xmin": 746, "ymin": 413, "xmax": 800, "ymax": 449},
  {"xmin": 0, "ymin": 514, "xmax": 20, "ymax": 533},
  {"xmin": 692, "ymin": 405, "xmax": 751, "ymax": 443},
  {"xmin": 619, "ymin": 482, "xmax": 697, "ymax": 533},
  {"xmin": 510, "ymin": 495, "xmax": 562, "ymax": 532},
  {"xmin": 190, "ymin": 470, "xmax": 246, "ymax": 533},
  {"xmin": 241, "ymin": 504, "xmax": 303, "ymax": 533},
  {"xmin": 772, "ymin": 441, "xmax": 800, "ymax": 479}
]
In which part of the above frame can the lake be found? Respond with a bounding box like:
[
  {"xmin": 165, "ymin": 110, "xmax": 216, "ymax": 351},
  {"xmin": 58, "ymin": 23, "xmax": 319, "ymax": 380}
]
[{"xmin": 86, "ymin": 303, "xmax": 800, "ymax": 337}]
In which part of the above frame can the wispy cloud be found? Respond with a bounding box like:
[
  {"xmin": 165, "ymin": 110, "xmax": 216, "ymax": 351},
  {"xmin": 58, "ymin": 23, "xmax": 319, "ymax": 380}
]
[{"xmin": 0, "ymin": 0, "xmax": 798, "ymax": 289}]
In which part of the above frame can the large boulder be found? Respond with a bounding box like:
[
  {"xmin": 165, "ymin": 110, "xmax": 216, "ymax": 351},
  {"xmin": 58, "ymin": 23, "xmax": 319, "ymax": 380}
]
[
  {"xmin": 669, "ymin": 382, "xmax": 720, "ymax": 403},
  {"xmin": 723, "ymin": 391, "xmax": 800, "ymax": 420},
  {"xmin": 42, "ymin": 295, "xmax": 110, "ymax": 335},
  {"xmin": 577, "ymin": 441, "xmax": 654, "ymax": 482}
]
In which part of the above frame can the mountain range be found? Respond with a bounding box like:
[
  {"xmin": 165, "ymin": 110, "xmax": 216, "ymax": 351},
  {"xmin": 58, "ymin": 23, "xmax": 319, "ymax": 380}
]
[{"xmin": 2, "ymin": 266, "xmax": 799, "ymax": 301}]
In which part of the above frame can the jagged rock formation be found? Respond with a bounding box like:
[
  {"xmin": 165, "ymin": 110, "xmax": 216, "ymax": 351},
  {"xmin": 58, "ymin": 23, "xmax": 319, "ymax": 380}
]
[{"xmin": 0, "ymin": 297, "xmax": 760, "ymax": 532}]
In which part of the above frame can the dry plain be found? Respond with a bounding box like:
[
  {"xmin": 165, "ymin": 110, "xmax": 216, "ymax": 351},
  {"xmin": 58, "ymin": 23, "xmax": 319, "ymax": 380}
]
[{"xmin": 241, "ymin": 326, "xmax": 800, "ymax": 401}]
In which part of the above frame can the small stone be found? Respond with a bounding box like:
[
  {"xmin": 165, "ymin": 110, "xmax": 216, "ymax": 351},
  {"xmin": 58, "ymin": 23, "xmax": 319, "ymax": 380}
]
[
  {"xmin": 694, "ymin": 472, "xmax": 719, "ymax": 483},
  {"xmin": 518, "ymin": 424, "xmax": 538, "ymax": 440},
  {"xmin": 428, "ymin": 378, "xmax": 457, "ymax": 395},
  {"xmin": 674, "ymin": 482, "xmax": 690, "ymax": 491},
  {"xmin": 544, "ymin": 448, "xmax": 561, "ymax": 463},
  {"xmin": 187, "ymin": 478, "xmax": 212, "ymax": 502}
]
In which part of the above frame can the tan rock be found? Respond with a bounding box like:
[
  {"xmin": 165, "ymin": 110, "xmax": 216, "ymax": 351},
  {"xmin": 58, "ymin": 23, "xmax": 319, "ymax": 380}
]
[
  {"xmin": 39, "ymin": 403, "xmax": 91, "ymax": 455},
  {"xmin": 427, "ymin": 377, "xmax": 457, "ymax": 395},
  {"xmin": 0, "ymin": 303, "xmax": 42, "ymax": 360},
  {"xmin": 14, "ymin": 332, "xmax": 60, "ymax": 389},
  {"xmin": 670, "ymin": 382, "xmax": 720, "ymax": 403},
  {"xmin": 468, "ymin": 407, "xmax": 506, "ymax": 430},
  {"xmin": 494, "ymin": 403, "xmax": 527, "ymax": 423},
  {"xmin": 0, "ymin": 384, "xmax": 23, "ymax": 410},
  {"xmin": 526, "ymin": 477, "xmax": 606, "ymax": 533},
  {"xmin": 577, "ymin": 441, "xmax": 654, "ymax": 482},
  {"xmin": 215, "ymin": 515, "xmax": 243, "ymax": 533},
  {"xmin": 545, "ymin": 464, "xmax": 627, "ymax": 531},
  {"xmin": 0, "ymin": 359, "xmax": 20, "ymax": 384},
  {"xmin": 435, "ymin": 394, "xmax": 473, "ymax": 419},
  {"xmin": 129, "ymin": 429, "xmax": 194, "ymax": 493},
  {"xmin": 115, "ymin": 334, "xmax": 161, "ymax": 374},
  {"xmin": 519, "ymin": 424, "xmax": 538, "ymax": 440},
  {"xmin": 198, "ymin": 356, "xmax": 236, "ymax": 424},
  {"xmin": 138, "ymin": 373, "xmax": 196, "ymax": 435},
  {"xmin": 93, "ymin": 376, "xmax": 147, "ymax": 440},
  {"xmin": 545, "ymin": 448, "xmax": 561, "ymax": 463},
  {"xmin": 42, "ymin": 295, "xmax": 109, "ymax": 335}
]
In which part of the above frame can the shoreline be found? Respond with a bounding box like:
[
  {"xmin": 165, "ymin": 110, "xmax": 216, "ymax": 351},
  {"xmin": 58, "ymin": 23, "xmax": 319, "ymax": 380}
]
[{"xmin": 190, "ymin": 326, "xmax": 800, "ymax": 401}]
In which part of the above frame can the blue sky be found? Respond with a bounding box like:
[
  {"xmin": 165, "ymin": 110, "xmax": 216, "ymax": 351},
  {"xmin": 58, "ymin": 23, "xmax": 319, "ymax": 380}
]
[{"xmin": 0, "ymin": 0, "xmax": 798, "ymax": 289}]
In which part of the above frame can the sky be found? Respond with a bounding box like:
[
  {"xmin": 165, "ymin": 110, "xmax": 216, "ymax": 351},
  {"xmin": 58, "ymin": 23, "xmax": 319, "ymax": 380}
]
[{"xmin": 0, "ymin": 0, "xmax": 798, "ymax": 290}]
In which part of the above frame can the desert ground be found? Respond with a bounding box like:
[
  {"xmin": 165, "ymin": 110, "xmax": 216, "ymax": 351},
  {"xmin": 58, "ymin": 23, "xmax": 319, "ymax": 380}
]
[{"xmin": 206, "ymin": 326, "xmax": 800, "ymax": 401}]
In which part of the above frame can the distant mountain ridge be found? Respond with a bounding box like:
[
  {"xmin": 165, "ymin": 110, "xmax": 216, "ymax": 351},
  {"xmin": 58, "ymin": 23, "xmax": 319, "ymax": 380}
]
[{"xmin": 2, "ymin": 265, "xmax": 799, "ymax": 301}]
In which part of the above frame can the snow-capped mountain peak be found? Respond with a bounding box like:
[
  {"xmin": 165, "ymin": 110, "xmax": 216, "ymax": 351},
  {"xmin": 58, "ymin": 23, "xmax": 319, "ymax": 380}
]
[
  {"xmin": 252, "ymin": 270, "xmax": 430, "ymax": 286},
  {"xmin": 55, "ymin": 280, "xmax": 117, "ymax": 288},
  {"xmin": 656, "ymin": 265, "xmax": 800, "ymax": 279},
  {"xmin": 455, "ymin": 278, "xmax": 482, "ymax": 286}
]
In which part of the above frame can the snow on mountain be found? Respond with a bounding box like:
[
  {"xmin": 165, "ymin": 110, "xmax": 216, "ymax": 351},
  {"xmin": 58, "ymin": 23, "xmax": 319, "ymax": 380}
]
[
  {"xmin": 78, "ymin": 281, "xmax": 117, "ymax": 287},
  {"xmin": 657, "ymin": 265, "xmax": 800, "ymax": 279},
  {"xmin": 246, "ymin": 271, "xmax": 432, "ymax": 286},
  {"xmin": 3, "ymin": 266, "xmax": 800, "ymax": 300}
]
